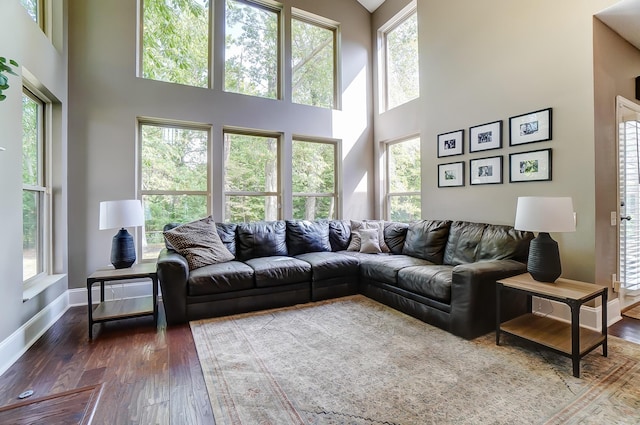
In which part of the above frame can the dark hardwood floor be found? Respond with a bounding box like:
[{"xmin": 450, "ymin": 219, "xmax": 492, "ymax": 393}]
[{"xmin": 0, "ymin": 304, "xmax": 639, "ymax": 424}]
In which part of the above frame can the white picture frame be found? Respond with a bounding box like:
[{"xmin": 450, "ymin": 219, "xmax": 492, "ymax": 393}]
[
  {"xmin": 470, "ymin": 155, "xmax": 503, "ymax": 185},
  {"xmin": 437, "ymin": 129, "xmax": 464, "ymax": 157},
  {"xmin": 509, "ymin": 148, "xmax": 552, "ymax": 182},
  {"xmin": 509, "ymin": 108, "xmax": 552, "ymax": 146},
  {"xmin": 438, "ymin": 161, "xmax": 465, "ymax": 187},
  {"xmin": 469, "ymin": 120, "xmax": 502, "ymax": 153}
]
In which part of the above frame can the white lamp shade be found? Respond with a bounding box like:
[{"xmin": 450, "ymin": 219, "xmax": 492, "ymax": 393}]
[
  {"xmin": 99, "ymin": 199, "xmax": 144, "ymax": 230},
  {"xmin": 514, "ymin": 196, "xmax": 576, "ymax": 233}
]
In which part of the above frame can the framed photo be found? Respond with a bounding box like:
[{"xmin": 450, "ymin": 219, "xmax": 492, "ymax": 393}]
[
  {"xmin": 509, "ymin": 148, "xmax": 552, "ymax": 183},
  {"xmin": 509, "ymin": 107, "xmax": 552, "ymax": 146},
  {"xmin": 437, "ymin": 129, "xmax": 464, "ymax": 157},
  {"xmin": 438, "ymin": 161, "xmax": 465, "ymax": 187},
  {"xmin": 469, "ymin": 120, "xmax": 502, "ymax": 153},
  {"xmin": 470, "ymin": 156, "xmax": 503, "ymax": 185}
]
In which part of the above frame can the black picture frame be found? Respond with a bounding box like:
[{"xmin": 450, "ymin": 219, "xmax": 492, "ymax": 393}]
[
  {"xmin": 509, "ymin": 148, "xmax": 552, "ymax": 183},
  {"xmin": 509, "ymin": 107, "xmax": 552, "ymax": 146},
  {"xmin": 438, "ymin": 161, "xmax": 465, "ymax": 187},
  {"xmin": 470, "ymin": 155, "xmax": 503, "ymax": 185},
  {"xmin": 469, "ymin": 120, "xmax": 502, "ymax": 153},
  {"xmin": 437, "ymin": 129, "xmax": 464, "ymax": 157}
]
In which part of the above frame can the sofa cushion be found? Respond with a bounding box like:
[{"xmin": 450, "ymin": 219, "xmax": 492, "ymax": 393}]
[
  {"xmin": 237, "ymin": 221, "xmax": 288, "ymax": 260},
  {"xmin": 384, "ymin": 222, "xmax": 409, "ymax": 254},
  {"xmin": 244, "ymin": 256, "xmax": 312, "ymax": 287},
  {"xmin": 329, "ymin": 220, "xmax": 351, "ymax": 251},
  {"xmin": 216, "ymin": 222, "xmax": 237, "ymax": 257},
  {"xmin": 443, "ymin": 221, "xmax": 487, "ymax": 266},
  {"xmin": 344, "ymin": 252, "xmax": 432, "ymax": 285},
  {"xmin": 347, "ymin": 220, "xmax": 391, "ymax": 253},
  {"xmin": 477, "ymin": 224, "xmax": 533, "ymax": 262},
  {"xmin": 187, "ymin": 261, "xmax": 255, "ymax": 296},
  {"xmin": 402, "ymin": 220, "xmax": 451, "ymax": 264},
  {"xmin": 163, "ymin": 216, "xmax": 235, "ymax": 270},
  {"xmin": 397, "ymin": 265, "xmax": 454, "ymax": 304},
  {"xmin": 295, "ymin": 251, "xmax": 359, "ymax": 281},
  {"xmin": 286, "ymin": 220, "xmax": 331, "ymax": 256}
]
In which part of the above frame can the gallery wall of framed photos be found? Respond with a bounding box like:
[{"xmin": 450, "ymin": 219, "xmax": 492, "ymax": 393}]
[{"xmin": 436, "ymin": 107, "xmax": 553, "ymax": 188}]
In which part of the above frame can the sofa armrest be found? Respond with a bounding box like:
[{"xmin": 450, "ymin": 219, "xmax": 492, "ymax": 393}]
[
  {"xmin": 450, "ymin": 259, "xmax": 527, "ymax": 339},
  {"xmin": 157, "ymin": 248, "xmax": 190, "ymax": 325}
]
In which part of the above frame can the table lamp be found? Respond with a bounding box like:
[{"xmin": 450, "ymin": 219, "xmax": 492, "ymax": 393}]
[
  {"xmin": 99, "ymin": 199, "xmax": 144, "ymax": 269},
  {"xmin": 514, "ymin": 196, "xmax": 575, "ymax": 283}
]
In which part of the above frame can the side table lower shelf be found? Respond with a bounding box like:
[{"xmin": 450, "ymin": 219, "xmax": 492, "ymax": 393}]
[
  {"xmin": 501, "ymin": 314, "xmax": 606, "ymax": 357},
  {"xmin": 92, "ymin": 296, "xmax": 155, "ymax": 322}
]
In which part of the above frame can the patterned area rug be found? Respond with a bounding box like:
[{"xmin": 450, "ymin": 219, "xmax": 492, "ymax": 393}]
[
  {"xmin": 190, "ymin": 295, "xmax": 640, "ymax": 425},
  {"xmin": 622, "ymin": 302, "xmax": 640, "ymax": 320}
]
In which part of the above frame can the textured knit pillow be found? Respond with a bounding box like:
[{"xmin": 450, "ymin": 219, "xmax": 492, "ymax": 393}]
[
  {"xmin": 347, "ymin": 220, "xmax": 390, "ymax": 252},
  {"xmin": 359, "ymin": 228, "xmax": 382, "ymax": 254},
  {"xmin": 163, "ymin": 216, "xmax": 234, "ymax": 270}
]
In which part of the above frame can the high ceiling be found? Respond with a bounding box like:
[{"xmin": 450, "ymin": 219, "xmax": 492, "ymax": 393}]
[{"xmin": 596, "ymin": 0, "xmax": 640, "ymax": 50}]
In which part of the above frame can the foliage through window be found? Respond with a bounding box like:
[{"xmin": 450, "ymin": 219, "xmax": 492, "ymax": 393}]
[
  {"xmin": 383, "ymin": 9, "xmax": 419, "ymax": 111},
  {"xmin": 140, "ymin": 122, "xmax": 209, "ymax": 259},
  {"xmin": 224, "ymin": 132, "xmax": 280, "ymax": 222},
  {"xmin": 386, "ymin": 137, "xmax": 421, "ymax": 222},
  {"xmin": 291, "ymin": 14, "xmax": 336, "ymax": 109},
  {"xmin": 20, "ymin": 0, "xmax": 39, "ymax": 25},
  {"xmin": 292, "ymin": 139, "xmax": 337, "ymax": 220},
  {"xmin": 225, "ymin": 0, "xmax": 279, "ymax": 99},
  {"xmin": 142, "ymin": 0, "xmax": 209, "ymax": 88},
  {"xmin": 22, "ymin": 89, "xmax": 46, "ymax": 281}
]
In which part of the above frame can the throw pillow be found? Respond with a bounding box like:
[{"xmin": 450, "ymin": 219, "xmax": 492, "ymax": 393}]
[
  {"xmin": 347, "ymin": 220, "xmax": 391, "ymax": 253},
  {"xmin": 359, "ymin": 228, "xmax": 382, "ymax": 253},
  {"xmin": 163, "ymin": 216, "xmax": 234, "ymax": 270}
]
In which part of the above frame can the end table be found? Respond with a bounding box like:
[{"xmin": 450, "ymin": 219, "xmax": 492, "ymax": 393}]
[{"xmin": 86, "ymin": 262, "xmax": 158, "ymax": 339}]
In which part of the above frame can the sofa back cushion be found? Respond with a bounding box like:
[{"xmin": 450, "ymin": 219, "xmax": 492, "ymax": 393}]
[
  {"xmin": 443, "ymin": 221, "xmax": 487, "ymax": 266},
  {"xmin": 329, "ymin": 220, "xmax": 351, "ymax": 251},
  {"xmin": 402, "ymin": 220, "xmax": 451, "ymax": 264},
  {"xmin": 236, "ymin": 221, "xmax": 288, "ymax": 260},
  {"xmin": 384, "ymin": 222, "xmax": 409, "ymax": 254},
  {"xmin": 286, "ymin": 220, "xmax": 331, "ymax": 256},
  {"xmin": 477, "ymin": 224, "xmax": 533, "ymax": 262}
]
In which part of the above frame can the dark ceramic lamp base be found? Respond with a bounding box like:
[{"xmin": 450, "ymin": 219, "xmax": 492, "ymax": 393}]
[
  {"xmin": 111, "ymin": 228, "xmax": 136, "ymax": 269},
  {"xmin": 527, "ymin": 232, "xmax": 561, "ymax": 283}
]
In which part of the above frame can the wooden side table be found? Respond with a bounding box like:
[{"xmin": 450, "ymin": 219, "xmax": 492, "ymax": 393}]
[
  {"xmin": 86, "ymin": 262, "xmax": 158, "ymax": 340},
  {"xmin": 496, "ymin": 273, "xmax": 607, "ymax": 378}
]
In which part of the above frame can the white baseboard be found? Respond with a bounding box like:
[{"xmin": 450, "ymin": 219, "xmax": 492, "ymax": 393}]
[
  {"xmin": 68, "ymin": 280, "xmax": 159, "ymax": 307},
  {"xmin": 0, "ymin": 291, "xmax": 69, "ymax": 377},
  {"xmin": 532, "ymin": 296, "xmax": 622, "ymax": 331}
]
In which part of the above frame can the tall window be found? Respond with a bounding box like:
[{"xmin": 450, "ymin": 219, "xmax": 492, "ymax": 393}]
[
  {"xmin": 20, "ymin": 0, "xmax": 41, "ymax": 26},
  {"xmin": 224, "ymin": 0, "xmax": 279, "ymax": 99},
  {"xmin": 224, "ymin": 131, "xmax": 280, "ymax": 222},
  {"xmin": 140, "ymin": 122, "xmax": 209, "ymax": 260},
  {"xmin": 291, "ymin": 13, "xmax": 336, "ymax": 109},
  {"xmin": 385, "ymin": 137, "xmax": 421, "ymax": 222},
  {"xmin": 381, "ymin": 7, "xmax": 419, "ymax": 111},
  {"xmin": 22, "ymin": 89, "xmax": 47, "ymax": 281},
  {"xmin": 292, "ymin": 139, "xmax": 337, "ymax": 220},
  {"xmin": 141, "ymin": 0, "xmax": 209, "ymax": 88}
]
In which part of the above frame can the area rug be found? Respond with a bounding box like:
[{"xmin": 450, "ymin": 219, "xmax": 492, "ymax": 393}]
[
  {"xmin": 190, "ymin": 295, "xmax": 640, "ymax": 424},
  {"xmin": 622, "ymin": 302, "xmax": 640, "ymax": 320}
]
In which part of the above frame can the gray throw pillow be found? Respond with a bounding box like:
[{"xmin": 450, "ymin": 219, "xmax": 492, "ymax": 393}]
[
  {"xmin": 163, "ymin": 216, "xmax": 234, "ymax": 270},
  {"xmin": 359, "ymin": 228, "xmax": 382, "ymax": 253}
]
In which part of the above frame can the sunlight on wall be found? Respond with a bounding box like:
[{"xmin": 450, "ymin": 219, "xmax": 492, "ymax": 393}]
[{"xmin": 332, "ymin": 66, "xmax": 368, "ymax": 157}]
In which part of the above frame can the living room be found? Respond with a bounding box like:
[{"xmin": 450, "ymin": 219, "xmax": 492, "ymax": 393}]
[{"xmin": 1, "ymin": 0, "xmax": 640, "ymax": 422}]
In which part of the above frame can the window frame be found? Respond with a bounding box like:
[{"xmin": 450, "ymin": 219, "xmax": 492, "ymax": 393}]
[
  {"xmin": 291, "ymin": 137, "xmax": 340, "ymax": 220},
  {"xmin": 384, "ymin": 135, "xmax": 421, "ymax": 222},
  {"xmin": 223, "ymin": 0, "xmax": 283, "ymax": 99},
  {"xmin": 223, "ymin": 128, "xmax": 283, "ymax": 222},
  {"xmin": 22, "ymin": 87, "xmax": 49, "ymax": 283},
  {"xmin": 290, "ymin": 9, "xmax": 340, "ymax": 110},
  {"xmin": 378, "ymin": 1, "xmax": 419, "ymax": 113},
  {"xmin": 138, "ymin": 119, "xmax": 212, "ymax": 260}
]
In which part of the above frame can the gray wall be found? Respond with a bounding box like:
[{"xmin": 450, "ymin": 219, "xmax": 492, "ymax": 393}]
[
  {"xmin": 67, "ymin": 0, "xmax": 374, "ymax": 288},
  {"xmin": 373, "ymin": 0, "xmax": 622, "ymax": 284},
  {"xmin": 0, "ymin": 1, "xmax": 68, "ymax": 343}
]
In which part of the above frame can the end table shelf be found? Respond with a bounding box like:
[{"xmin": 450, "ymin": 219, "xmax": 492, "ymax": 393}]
[{"xmin": 87, "ymin": 262, "xmax": 158, "ymax": 340}]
